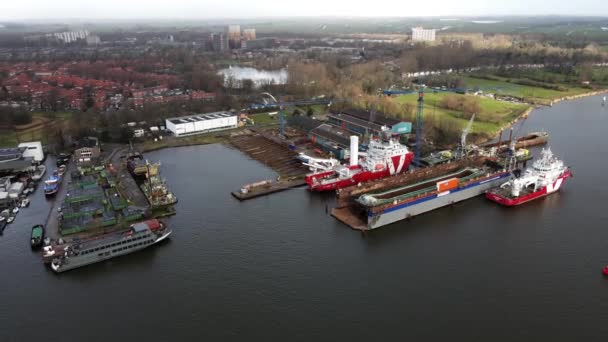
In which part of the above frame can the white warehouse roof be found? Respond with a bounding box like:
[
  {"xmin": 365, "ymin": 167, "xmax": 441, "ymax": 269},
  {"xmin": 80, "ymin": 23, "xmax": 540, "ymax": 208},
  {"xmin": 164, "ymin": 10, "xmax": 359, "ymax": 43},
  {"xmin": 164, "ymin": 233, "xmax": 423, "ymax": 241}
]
[
  {"xmin": 167, "ymin": 111, "xmax": 236, "ymax": 125},
  {"xmin": 18, "ymin": 141, "xmax": 44, "ymax": 163}
]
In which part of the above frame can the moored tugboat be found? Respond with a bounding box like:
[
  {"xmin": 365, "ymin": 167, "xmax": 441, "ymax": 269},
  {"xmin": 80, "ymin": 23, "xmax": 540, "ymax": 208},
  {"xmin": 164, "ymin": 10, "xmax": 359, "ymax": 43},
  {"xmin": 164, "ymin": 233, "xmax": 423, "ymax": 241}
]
[{"xmin": 486, "ymin": 148, "xmax": 572, "ymax": 206}]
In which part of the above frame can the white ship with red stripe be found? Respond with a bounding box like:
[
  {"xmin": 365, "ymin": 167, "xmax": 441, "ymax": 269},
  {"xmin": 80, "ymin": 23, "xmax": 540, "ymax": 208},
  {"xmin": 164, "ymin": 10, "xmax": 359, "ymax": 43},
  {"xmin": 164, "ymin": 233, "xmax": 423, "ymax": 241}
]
[
  {"xmin": 486, "ymin": 148, "xmax": 572, "ymax": 206},
  {"xmin": 305, "ymin": 133, "xmax": 413, "ymax": 192}
]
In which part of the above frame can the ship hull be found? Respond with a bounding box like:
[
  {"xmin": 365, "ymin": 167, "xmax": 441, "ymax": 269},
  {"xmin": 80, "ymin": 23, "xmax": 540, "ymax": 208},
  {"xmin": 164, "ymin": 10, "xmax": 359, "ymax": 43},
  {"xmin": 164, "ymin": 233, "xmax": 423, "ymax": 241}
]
[
  {"xmin": 366, "ymin": 172, "xmax": 510, "ymax": 229},
  {"xmin": 308, "ymin": 168, "xmax": 391, "ymax": 192},
  {"xmin": 485, "ymin": 171, "xmax": 571, "ymax": 206}
]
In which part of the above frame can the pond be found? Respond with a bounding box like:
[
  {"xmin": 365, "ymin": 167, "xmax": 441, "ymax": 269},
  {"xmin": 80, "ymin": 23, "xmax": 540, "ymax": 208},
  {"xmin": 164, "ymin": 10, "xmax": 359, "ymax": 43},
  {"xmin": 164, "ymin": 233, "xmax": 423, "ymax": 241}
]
[{"xmin": 218, "ymin": 66, "xmax": 288, "ymax": 88}]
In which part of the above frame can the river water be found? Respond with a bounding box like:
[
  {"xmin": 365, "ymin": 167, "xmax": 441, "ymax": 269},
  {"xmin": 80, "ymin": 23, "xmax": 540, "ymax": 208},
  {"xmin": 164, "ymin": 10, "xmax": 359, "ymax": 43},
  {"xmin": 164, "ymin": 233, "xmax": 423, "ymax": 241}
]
[{"xmin": 2, "ymin": 94, "xmax": 608, "ymax": 341}]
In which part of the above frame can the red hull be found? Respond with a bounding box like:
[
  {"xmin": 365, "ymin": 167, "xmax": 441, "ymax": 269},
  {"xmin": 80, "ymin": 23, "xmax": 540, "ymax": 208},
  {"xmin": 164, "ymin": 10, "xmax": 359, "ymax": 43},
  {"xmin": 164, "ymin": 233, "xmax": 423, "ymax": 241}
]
[
  {"xmin": 486, "ymin": 171, "xmax": 571, "ymax": 206},
  {"xmin": 306, "ymin": 153, "xmax": 414, "ymax": 192},
  {"xmin": 307, "ymin": 168, "xmax": 391, "ymax": 192}
]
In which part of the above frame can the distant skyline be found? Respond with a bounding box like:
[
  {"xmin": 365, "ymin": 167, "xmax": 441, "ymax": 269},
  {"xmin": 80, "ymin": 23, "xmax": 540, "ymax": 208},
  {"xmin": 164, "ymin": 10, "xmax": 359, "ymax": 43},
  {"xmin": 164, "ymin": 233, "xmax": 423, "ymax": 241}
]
[{"xmin": 2, "ymin": 0, "xmax": 608, "ymax": 20}]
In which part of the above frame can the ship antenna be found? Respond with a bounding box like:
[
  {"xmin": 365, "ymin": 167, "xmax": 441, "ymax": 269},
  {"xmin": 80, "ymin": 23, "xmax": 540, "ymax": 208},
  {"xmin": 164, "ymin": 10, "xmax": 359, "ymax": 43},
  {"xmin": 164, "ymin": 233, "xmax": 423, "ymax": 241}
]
[{"xmin": 507, "ymin": 140, "xmax": 517, "ymax": 171}]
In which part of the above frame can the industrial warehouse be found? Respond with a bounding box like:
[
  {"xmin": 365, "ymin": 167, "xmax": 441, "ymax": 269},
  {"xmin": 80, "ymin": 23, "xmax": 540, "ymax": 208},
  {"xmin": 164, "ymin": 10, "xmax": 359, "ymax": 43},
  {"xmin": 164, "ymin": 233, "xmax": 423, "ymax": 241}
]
[
  {"xmin": 327, "ymin": 109, "xmax": 412, "ymax": 137},
  {"xmin": 165, "ymin": 111, "xmax": 238, "ymax": 137},
  {"xmin": 308, "ymin": 109, "xmax": 412, "ymax": 159}
]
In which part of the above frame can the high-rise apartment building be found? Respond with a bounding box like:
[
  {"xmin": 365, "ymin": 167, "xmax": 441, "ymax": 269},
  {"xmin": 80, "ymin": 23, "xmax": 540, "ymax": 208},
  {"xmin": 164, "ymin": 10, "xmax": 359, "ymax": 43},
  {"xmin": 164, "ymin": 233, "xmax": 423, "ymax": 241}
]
[
  {"xmin": 242, "ymin": 28, "xmax": 256, "ymax": 41},
  {"xmin": 212, "ymin": 33, "xmax": 228, "ymax": 52},
  {"xmin": 226, "ymin": 25, "xmax": 241, "ymax": 49},
  {"xmin": 411, "ymin": 27, "xmax": 436, "ymax": 42}
]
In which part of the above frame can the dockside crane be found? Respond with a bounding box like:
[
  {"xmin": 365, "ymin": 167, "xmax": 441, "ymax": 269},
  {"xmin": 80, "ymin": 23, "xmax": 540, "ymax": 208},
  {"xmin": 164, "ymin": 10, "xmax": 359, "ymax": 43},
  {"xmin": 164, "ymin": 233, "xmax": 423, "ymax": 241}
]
[
  {"xmin": 415, "ymin": 88, "xmax": 425, "ymax": 163},
  {"xmin": 279, "ymin": 106, "xmax": 286, "ymax": 137},
  {"xmin": 459, "ymin": 113, "xmax": 476, "ymax": 158},
  {"xmin": 260, "ymin": 92, "xmax": 286, "ymax": 137}
]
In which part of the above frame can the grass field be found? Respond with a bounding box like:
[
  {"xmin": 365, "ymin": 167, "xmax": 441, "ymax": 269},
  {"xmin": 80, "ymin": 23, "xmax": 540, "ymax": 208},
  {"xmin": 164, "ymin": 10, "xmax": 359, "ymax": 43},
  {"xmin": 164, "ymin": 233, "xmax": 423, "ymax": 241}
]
[
  {"xmin": 137, "ymin": 133, "xmax": 225, "ymax": 153},
  {"xmin": 396, "ymin": 92, "xmax": 530, "ymax": 136},
  {"xmin": 463, "ymin": 76, "xmax": 591, "ymax": 102},
  {"xmin": 249, "ymin": 104, "xmax": 328, "ymax": 125},
  {"xmin": 0, "ymin": 112, "xmax": 72, "ymax": 147}
]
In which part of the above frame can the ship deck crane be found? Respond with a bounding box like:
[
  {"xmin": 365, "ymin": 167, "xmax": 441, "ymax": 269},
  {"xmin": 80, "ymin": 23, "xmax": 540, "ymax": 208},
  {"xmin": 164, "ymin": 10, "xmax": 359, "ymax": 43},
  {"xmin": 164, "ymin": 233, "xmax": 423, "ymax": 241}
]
[
  {"xmin": 415, "ymin": 88, "xmax": 424, "ymax": 163},
  {"xmin": 459, "ymin": 113, "xmax": 476, "ymax": 158}
]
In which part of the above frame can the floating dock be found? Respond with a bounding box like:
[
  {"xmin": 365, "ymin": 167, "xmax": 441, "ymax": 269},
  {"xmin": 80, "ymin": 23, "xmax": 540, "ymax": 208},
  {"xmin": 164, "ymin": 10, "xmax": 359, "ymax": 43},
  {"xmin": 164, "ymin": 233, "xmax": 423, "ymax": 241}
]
[
  {"xmin": 482, "ymin": 131, "xmax": 549, "ymax": 150},
  {"xmin": 331, "ymin": 157, "xmax": 508, "ymax": 231},
  {"xmin": 231, "ymin": 178, "xmax": 307, "ymax": 201}
]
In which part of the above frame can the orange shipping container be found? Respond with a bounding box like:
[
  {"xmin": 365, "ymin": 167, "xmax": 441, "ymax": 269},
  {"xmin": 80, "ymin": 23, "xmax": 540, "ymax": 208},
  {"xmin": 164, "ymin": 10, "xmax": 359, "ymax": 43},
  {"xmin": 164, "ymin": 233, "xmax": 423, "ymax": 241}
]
[{"xmin": 436, "ymin": 178, "xmax": 459, "ymax": 193}]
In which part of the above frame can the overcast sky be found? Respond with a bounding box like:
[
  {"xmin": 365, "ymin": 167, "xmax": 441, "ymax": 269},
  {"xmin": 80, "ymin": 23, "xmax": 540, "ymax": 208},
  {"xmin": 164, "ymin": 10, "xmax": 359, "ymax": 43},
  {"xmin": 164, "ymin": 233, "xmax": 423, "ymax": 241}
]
[{"xmin": 2, "ymin": 0, "xmax": 607, "ymax": 20}]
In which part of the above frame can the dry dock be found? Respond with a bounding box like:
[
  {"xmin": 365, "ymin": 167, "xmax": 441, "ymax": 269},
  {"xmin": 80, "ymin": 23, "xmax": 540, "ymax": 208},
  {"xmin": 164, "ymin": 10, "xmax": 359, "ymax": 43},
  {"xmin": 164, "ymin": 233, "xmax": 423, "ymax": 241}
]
[
  {"xmin": 331, "ymin": 157, "xmax": 494, "ymax": 231},
  {"xmin": 229, "ymin": 130, "xmax": 311, "ymax": 200},
  {"xmin": 229, "ymin": 133, "xmax": 308, "ymax": 178}
]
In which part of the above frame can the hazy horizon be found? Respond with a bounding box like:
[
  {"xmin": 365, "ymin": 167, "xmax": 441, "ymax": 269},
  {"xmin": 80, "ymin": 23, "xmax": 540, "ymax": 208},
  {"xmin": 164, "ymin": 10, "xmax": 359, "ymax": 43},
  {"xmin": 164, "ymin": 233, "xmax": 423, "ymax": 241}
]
[{"xmin": 2, "ymin": 0, "xmax": 608, "ymax": 21}]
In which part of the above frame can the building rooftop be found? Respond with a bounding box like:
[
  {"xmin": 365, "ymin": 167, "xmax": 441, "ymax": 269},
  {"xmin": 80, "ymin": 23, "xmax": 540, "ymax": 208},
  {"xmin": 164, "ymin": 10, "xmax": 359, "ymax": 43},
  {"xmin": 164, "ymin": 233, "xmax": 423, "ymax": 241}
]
[
  {"xmin": 332, "ymin": 108, "xmax": 401, "ymax": 127},
  {"xmin": 167, "ymin": 111, "xmax": 236, "ymax": 125},
  {"xmin": 310, "ymin": 124, "xmax": 351, "ymax": 147},
  {"xmin": 0, "ymin": 146, "xmax": 33, "ymax": 172},
  {"xmin": 328, "ymin": 113, "xmax": 385, "ymax": 133},
  {"xmin": 0, "ymin": 147, "xmax": 26, "ymax": 162}
]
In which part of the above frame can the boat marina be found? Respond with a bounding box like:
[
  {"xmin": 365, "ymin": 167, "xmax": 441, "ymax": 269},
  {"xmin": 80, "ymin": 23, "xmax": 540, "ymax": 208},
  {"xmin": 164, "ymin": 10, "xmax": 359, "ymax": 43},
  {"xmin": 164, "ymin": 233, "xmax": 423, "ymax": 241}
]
[{"xmin": 0, "ymin": 138, "xmax": 178, "ymax": 271}]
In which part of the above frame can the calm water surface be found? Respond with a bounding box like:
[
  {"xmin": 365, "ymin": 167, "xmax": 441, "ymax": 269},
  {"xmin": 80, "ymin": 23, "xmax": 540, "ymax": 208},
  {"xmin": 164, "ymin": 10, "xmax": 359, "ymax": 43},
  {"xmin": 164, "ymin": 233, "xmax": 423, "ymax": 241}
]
[
  {"xmin": 2, "ymin": 94, "xmax": 608, "ymax": 341},
  {"xmin": 218, "ymin": 66, "xmax": 288, "ymax": 87}
]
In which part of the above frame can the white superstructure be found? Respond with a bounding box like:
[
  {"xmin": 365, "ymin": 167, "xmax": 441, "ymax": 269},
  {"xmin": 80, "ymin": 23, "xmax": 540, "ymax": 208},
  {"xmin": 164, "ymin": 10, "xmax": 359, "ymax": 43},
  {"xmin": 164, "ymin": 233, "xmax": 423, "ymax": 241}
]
[
  {"xmin": 18, "ymin": 141, "xmax": 44, "ymax": 163},
  {"xmin": 349, "ymin": 135, "xmax": 359, "ymax": 167},
  {"xmin": 501, "ymin": 148, "xmax": 568, "ymax": 197},
  {"xmin": 165, "ymin": 112, "xmax": 238, "ymax": 137}
]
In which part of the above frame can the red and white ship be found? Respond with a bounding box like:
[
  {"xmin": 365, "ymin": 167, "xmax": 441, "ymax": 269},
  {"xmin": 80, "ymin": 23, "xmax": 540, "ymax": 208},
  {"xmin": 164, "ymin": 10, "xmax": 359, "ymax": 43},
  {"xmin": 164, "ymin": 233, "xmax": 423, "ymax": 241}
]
[
  {"xmin": 486, "ymin": 148, "xmax": 572, "ymax": 206},
  {"xmin": 305, "ymin": 133, "xmax": 414, "ymax": 192}
]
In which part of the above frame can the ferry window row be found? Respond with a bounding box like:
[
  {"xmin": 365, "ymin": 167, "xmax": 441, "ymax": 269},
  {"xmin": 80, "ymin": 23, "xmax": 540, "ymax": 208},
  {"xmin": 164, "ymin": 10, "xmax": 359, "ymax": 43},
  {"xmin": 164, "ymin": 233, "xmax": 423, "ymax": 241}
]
[
  {"xmin": 81, "ymin": 235, "xmax": 151, "ymax": 254},
  {"xmin": 111, "ymin": 240, "xmax": 153, "ymax": 253}
]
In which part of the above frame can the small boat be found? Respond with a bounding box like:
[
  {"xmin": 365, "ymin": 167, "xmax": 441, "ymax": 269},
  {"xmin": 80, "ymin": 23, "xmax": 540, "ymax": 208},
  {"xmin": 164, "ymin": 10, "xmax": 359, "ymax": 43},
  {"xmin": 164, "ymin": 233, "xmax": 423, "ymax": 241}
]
[
  {"xmin": 31, "ymin": 224, "xmax": 45, "ymax": 248},
  {"xmin": 31, "ymin": 164, "xmax": 47, "ymax": 181},
  {"xmin": 20, "ymin": 199, "xmax": 30, "ymax": 208},
  {"xmin": 7, "ymin": 216, "xmax": 15, "ymax": 224},
  {"xmin": 0, "ymin": 216, "xmax": 5, "ymax": 222},
  {"xmin": 56, "ymin": 153, "xmax": 71, "ymax": 167},
  {"xmin": 44, "ymin": 174, "xmax": 62, "ymax": 196},
  {"xmin": 56, "ymin": 165, "xmax": 67, "ymax": 177},
  {"xmin": 12, "ymin": 207, "xmax": 19, "ymax": 214}
]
